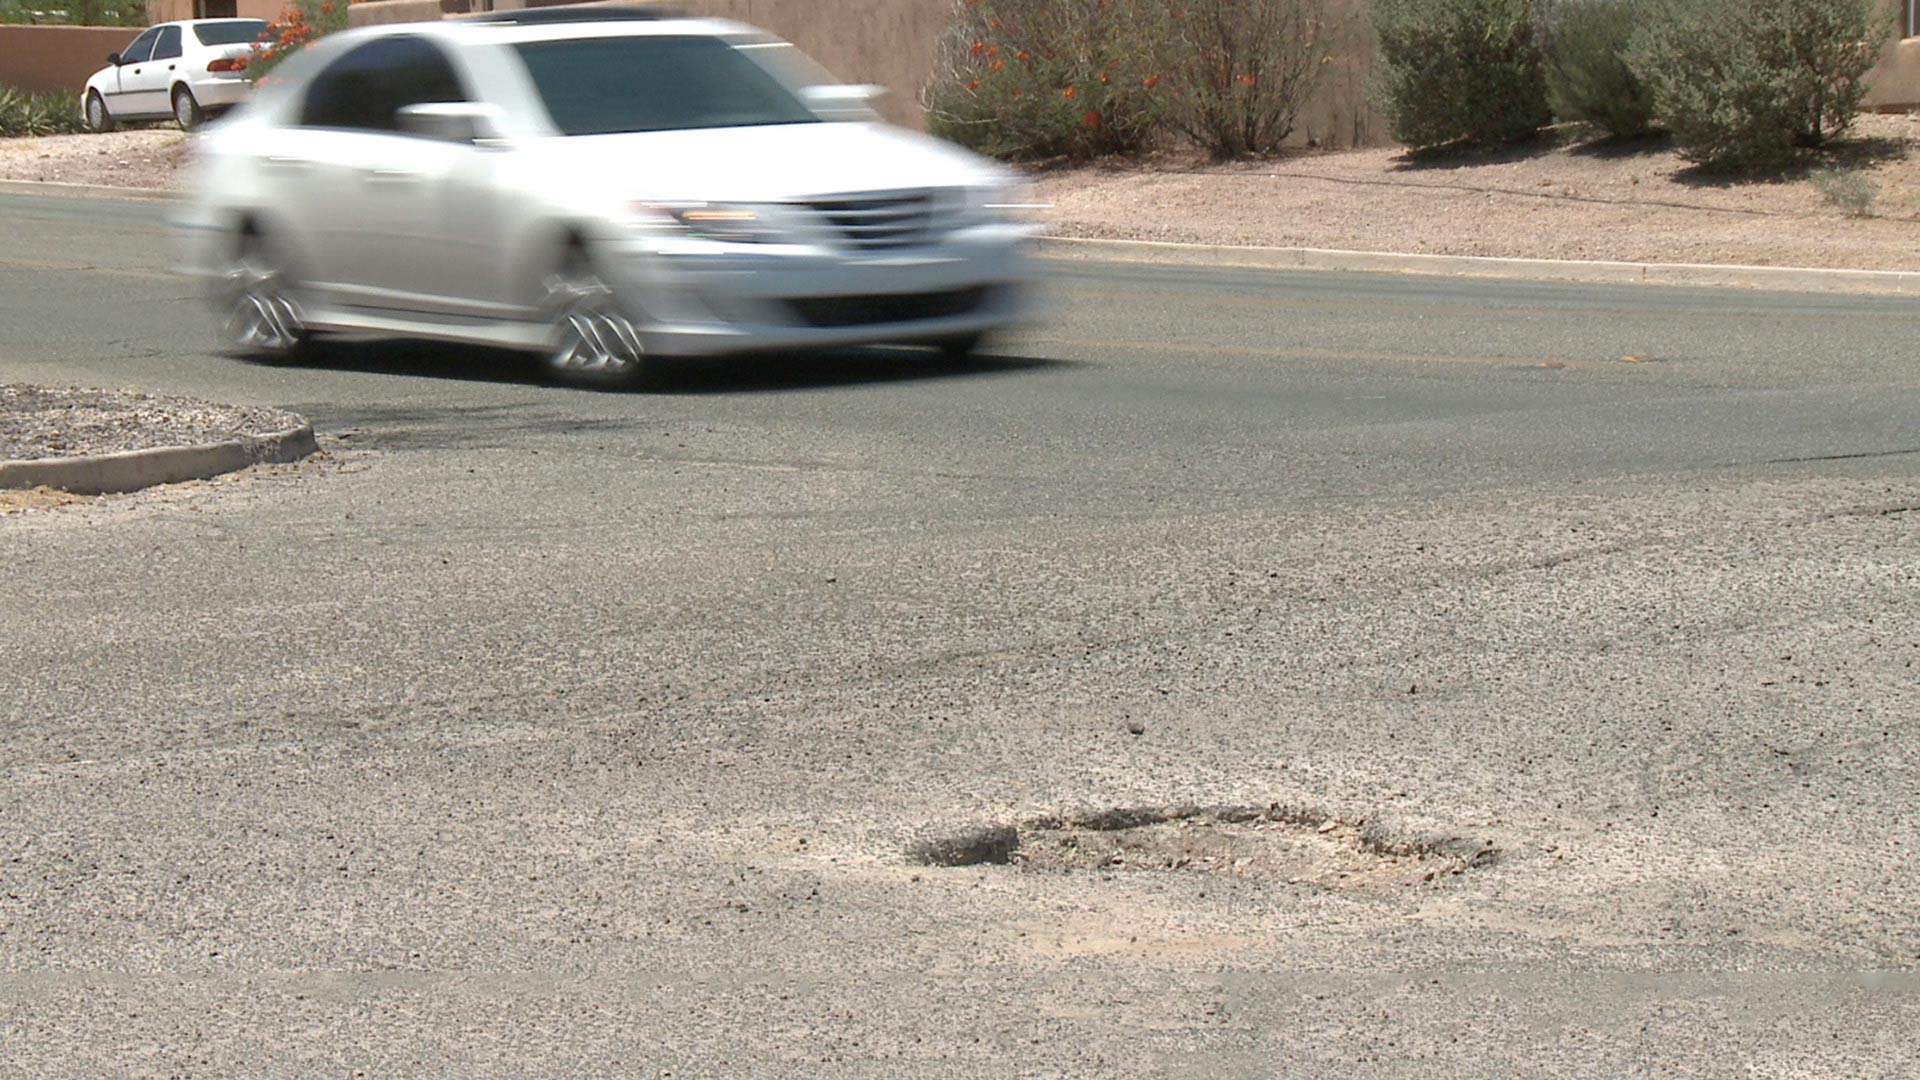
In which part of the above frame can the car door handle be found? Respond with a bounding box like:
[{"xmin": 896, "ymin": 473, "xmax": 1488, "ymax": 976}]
[
  {"xmin": 361, "ymin": 167, "xmax": 422, "ymax": 183},
  {"xmin": 263, "ymin": 155, "xmax": 311, "ymax": 171}
]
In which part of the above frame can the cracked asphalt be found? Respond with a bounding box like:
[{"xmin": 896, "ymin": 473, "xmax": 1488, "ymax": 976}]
[{"xmin": 1, "ymin": 191, "xmax": 1917, "ymax": 1077}]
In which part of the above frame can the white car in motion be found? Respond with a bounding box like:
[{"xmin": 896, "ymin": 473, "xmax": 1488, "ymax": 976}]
[
  {"xmin": 173, "ymin": 8, "xmax": 1037, "ymax": 388},
  {"xmin": 83, "ymin": 18, "xmax": 265, "ymax": 131}
]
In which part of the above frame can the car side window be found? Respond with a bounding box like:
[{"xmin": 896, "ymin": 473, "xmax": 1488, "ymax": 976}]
[
  {"xmin": 299, "ymin": 36, "xmax": 469, "ymax": 133},
  {"xmin": 119, "ymin": 27, "xmax": 160, "ymax": 65},
  {"xmin": 152, "ymin": 26, "xmax": 182, "ymax": 62}
]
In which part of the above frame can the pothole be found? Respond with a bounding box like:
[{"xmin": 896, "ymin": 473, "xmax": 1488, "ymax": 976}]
[{"xmin": 908, "ymin": 804, "xmax": 1497, "ymax": 890}]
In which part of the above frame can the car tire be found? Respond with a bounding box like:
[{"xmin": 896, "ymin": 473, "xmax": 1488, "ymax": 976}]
[
  {"xmin": 541, "ymin": 247, "xmax": 647, "ymax": 389},
  {"xmin": 85, "ymin": 91, "xmax": 116, "ymax": 133},
  {"xmin": 172, "ymin": 86, "xmax": 204, "ymax": 131},
  {"xmin": 933, "ymin": 331, "xmax": 987, "ymax": 358},
  {"xmin": 221, "ymin": 232, "xmax": 309, "ymax": 363}
]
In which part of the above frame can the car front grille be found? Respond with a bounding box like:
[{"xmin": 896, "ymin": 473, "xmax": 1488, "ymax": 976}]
[
  {"xmin": 803, "ymin": 191, "xmax": 951, "ymax": 250},
  {"xmin": 782, "ymin": 286, "xmax": 993, "ymax": 328}
]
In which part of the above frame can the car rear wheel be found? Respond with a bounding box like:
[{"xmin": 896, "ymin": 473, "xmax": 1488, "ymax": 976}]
[
  {"xmin": 172, "ymin": 86, "xmax": 204, "ymax": 131},
  {"xmin": 85, "ymin": 91, "xmax": 116, "ymax": 133},
  {"xmin": 541, "ymin": 249, "xmax": 646, "ymax": 389},
  {"xmin": 221, "ymin": 234, "xmax": 308, "ymax": 363}
]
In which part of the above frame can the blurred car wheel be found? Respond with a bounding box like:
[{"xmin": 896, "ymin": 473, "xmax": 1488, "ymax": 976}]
[
  {"xmin": 541, "ymin": 249, "xmax": 647, "ymax": 389},
  {"xmin": 221, "ymin": 233, "xmax": 309, "ymax": 363}
]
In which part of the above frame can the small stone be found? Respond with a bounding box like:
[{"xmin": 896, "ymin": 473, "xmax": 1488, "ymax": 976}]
[{"xmin": 1126, "ymin": 720, "xmax": 1145, "ymax": 736}]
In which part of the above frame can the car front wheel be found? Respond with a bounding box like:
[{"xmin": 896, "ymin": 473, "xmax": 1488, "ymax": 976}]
[
  {"xmin": 541, "ymin": 249, "xmax": 647, "ymax": 389},
  {"xmin": 172, "ymin": 86, "xmax": 204, "ymax": 131},
  {"xmin": 85, "ymin": 91, "xmax": 115, "ymax": 133},
  {"xmin": 221, "ymin": 234, "xmax": 308, "ymax": 362}
]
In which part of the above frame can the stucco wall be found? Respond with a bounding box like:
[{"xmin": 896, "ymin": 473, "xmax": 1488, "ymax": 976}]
[
  {"xmin": 0, "ymin": 25, "xmax": 143, "ymax": 93},
  {"xmin": 1864, "ymin": 4, "xmax": 1920, "ymax": 111},
  {"xmin": 144, "ymin": 0, "xmax": 288, "ymax": 22}
]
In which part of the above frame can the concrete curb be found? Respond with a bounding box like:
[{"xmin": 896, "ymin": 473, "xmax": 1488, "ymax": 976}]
[
  {"xmin": 0, "ymin": 179, "xmax": 175, "ymax": 202},
  {"xmin": 1037, "ymin": 236, "xmax": 1920, "ymax": 296},
  {"xmin": 0, "ymin": 423, "xmax": 319, "ymax": 496}
]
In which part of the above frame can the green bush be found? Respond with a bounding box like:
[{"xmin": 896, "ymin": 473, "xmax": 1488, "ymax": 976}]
[
  {"xmin": 0, "ymin": 0, "xmax": 146, "ymax": 25},
  {"xmin": 924, "ymin": 0, "xmax": 1165, "ymax": 162},
  {"xmin": 1627, "ymin": 0, "xmax": 1890, "ymax": 169},
  {"xmin": 0, "ymin": 89, "xmax": 87, "ymax": 138},
  {"xmin": 1544, "ymin": 0, "xmax": 1655, "ymax": 137},
  {"xmin": 1370, "ymin": 0, "xmax": 1553, "ymax": 148}
]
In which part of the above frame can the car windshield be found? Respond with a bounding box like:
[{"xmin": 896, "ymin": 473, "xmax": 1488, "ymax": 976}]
[
  {"xmin": 191, "ymin": 20, "xmax": 267, "ymax": 46},
  {"xmin": 513, "ymin": 35, "xmax": 821, "ymax": 136}
]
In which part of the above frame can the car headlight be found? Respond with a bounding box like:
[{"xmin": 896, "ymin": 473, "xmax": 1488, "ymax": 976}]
[{"xmin": 633, "ymin": 201, "xmax": 787, "ymax": 244}]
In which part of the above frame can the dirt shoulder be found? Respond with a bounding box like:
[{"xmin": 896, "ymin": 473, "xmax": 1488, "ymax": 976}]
[
  {"xmin": 4, "ymin": 115, "xmax": 1920, "ymax": 271},
  {"xmin": 1034, "ymin": 114, "xmax": 1920, "ymax": 271}
]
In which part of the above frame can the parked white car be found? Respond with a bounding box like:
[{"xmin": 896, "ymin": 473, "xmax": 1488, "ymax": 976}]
[
  {"xmin": 171, "ymin": 9, "xmax": 1037, "ymax": 388},
  {"xmin": 83, "ymin": 18, "xmax": 265, "ymax": 132}
]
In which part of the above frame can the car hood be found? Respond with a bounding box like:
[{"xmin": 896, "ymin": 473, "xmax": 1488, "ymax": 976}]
[{"xmin": 531, "ymin": 122, "xmax": 1008, "ymax": 202}]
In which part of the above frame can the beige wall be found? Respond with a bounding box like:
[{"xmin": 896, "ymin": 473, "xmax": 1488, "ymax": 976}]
[
  {"xmin": 0, "ymin": 25, "xmax": 143, "ymax": 93},
  {"xmin": 145, "ymin": 0, "xmax": 286, "ymax": 22},
  {"xmin": 1865, "ymin": 1, "xmax": 1920, "ymax": 111}
]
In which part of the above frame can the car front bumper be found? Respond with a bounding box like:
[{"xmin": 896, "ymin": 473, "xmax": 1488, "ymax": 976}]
[{"xmin": 599, "ymin": 223, "xmax": 1038, "ymax": 357}]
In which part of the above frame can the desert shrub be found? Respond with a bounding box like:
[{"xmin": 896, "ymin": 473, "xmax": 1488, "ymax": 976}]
[
  {"xmin": 0, "ymin": 89, "xmax": 87, "ymax": 138},
  {"xmin": 1627, "ymin": 0, "xmax": 1889, "ymax": 169},
  {"xmin": 1369, "ymin": 0, "xmax": 1553, "ymax": 148},
  {"xmin": 925, "ymin": 0, "xmax": 1165, "ymax": 161},
  {"xmin": 1543, "ymin": 0, "xmax": 1654, "ymax": 137},
  {"xmin": 1149, "ymin": 0, "xmax": 1331, "ymax": 158},
  {"xmin": 0, "ymin": 0, "xmax": 145, "ymax": 25},
  {"xmin": 1809, "ymin": 164, "xmax": 1879, "ymax": 215},
  {"xmin": 924, "ymin": 0, "xmax": 1330, "ymax": 161}
]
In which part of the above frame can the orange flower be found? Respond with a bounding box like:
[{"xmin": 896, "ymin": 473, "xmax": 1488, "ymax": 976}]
[
  {"xmin": 965, "ymin": 79, "xmax": 980, "ymax": 91},
  {"xmin": 989, "ymin": 58, "xmax": 1004, "ymax": 72},
  {"xmin": 1142, "ymin": 74, "xmax": 1159, "ymax": 89},
  {"xmin": 989, "ymin": 17, "xmax": 1001, "ymax": 27},
  {"xmin": 1061, "ymin": 85, "xmax": 1075, "ymax": 99},
  {"xmin": 1096, "ymin": 70, "xmax": 1108, "ymax": 84},
  {"xmin": 1010, "ymin": 87, "xmax": 1021, "ymax": 96},
  {"xmin": 986, "ymin": 45, "xmax": 998, "ymax": 57},
  {"xmin": 970, "ymin": 39, "xmax": 985, "ymax": 55},
  {"xmin": 321, "ymin": 0, "xmax": 333, "ymax": 11},
  {"xmin": 1082, "ymin": 109, "xmax": 1101, "ymax": 128},
  {"xmin": 1015, "ymin": 50, "xmax": 1029, "ymax": 62},
  {"xmin": 1235, "ymin": 73, "xmax": 1257, "ymax": 86}
]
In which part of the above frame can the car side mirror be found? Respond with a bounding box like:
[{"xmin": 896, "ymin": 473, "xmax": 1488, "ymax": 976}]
[
  {"xmin": 397, "ymin": 102, "xmax": 506, "ymax": 143},
  {"xmin": 107, "ymin": 52, "xmax": 122, "ymax": 65},
  {"xmin": 800, "ymin": 83, "xmax": 886, "ymax": 121}
]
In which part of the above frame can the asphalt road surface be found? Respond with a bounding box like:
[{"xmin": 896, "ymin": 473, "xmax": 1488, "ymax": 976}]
[{"xmin": 2, "ymin": 191, "xmax": 1917, "ymax": 1077}]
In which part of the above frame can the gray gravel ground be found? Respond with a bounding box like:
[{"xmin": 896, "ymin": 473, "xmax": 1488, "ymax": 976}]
[
  {"xmin": 0, "ymin": 383, "xmax": 302, "ymax": 461},
  {"xmin": 1, "ymin": 191, "xmax": 1917, "ymax": 1077}
]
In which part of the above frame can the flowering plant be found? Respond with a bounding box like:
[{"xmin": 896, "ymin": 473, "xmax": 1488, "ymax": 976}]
[
  {"xmin": 924, "ymin": 0, "xmax": 1165, "ymax": 161},
  {"xmin": 238, "ymin": 0, "xmax": 350, "ymax": 84}
]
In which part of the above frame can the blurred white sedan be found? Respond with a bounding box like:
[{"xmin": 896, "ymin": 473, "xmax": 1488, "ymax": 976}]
[
  {"xmin": 173, "ymin": 9, "xmax": 1037, "ymax": 388},
  {"xmin": 83, "ymin": 18, "xmax": 264, "ymax": 131}
]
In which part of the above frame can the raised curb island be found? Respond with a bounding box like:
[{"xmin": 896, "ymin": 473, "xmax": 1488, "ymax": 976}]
[{"xmin": 0, "ymin": 422, "xmax": 320, "ymax": 495}]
